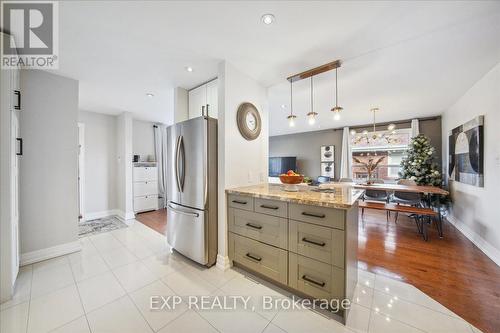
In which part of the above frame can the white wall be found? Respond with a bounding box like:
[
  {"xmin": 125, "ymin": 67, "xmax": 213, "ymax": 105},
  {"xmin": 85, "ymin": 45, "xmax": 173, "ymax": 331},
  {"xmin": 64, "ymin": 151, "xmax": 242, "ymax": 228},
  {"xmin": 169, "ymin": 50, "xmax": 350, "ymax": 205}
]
[
  {"xmin": 216, "ymin": 61, "xmax": 268, "ymax": 269},
  {"xmin": 116, "ymin": 112, "xmax": 134, "ymax": 220},
  {"xmin": 132, "ymin": 119, "xmax": 155, "ymax": 161},
  {"xmin": 78, "ymin": 111, "xmax": 117, "ymax": 217},
  {"xmin": 19, "ymin": 70, "xmax": 79, "ymax": 256},
  {"xmin": 442, "ymin": 62, "xmax": 500, "ymax": 266}
]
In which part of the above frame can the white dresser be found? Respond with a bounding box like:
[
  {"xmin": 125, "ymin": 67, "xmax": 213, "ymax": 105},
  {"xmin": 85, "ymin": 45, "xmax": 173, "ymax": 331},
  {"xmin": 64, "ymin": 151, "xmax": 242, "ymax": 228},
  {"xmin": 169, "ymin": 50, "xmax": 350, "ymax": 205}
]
[{"xmin": 133, "ymin": 165, "xmax": 159, "ymax": 213}]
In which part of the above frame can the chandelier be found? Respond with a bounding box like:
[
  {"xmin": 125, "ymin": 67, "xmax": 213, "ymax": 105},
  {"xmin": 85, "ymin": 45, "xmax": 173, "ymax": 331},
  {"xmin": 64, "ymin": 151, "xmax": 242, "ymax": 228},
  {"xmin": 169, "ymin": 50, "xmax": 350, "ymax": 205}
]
[{"xmin": 351, "ymin": 108, "xmax": 398, "ymax": 144}]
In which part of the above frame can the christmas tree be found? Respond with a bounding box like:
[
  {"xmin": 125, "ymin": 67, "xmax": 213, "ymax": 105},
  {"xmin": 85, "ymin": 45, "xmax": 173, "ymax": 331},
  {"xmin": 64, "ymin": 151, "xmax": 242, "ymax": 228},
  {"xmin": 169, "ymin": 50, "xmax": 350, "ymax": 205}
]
[{"xmin": 399, "ymin": 134, "xmax": 442, "ymax": 186}]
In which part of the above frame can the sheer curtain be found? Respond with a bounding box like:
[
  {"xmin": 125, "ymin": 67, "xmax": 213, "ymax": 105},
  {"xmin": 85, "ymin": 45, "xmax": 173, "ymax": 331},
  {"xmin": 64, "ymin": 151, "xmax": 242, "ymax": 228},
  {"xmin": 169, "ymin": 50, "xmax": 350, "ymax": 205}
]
[
  {"xmin": 411, "ymin": 119, "xmax": 420, "ymax": 138},
  {"xmin": 340, "ymin": 127, "xmax": 353, "ymax": 179},
  {"xmin": 153, "ymin": 124, "xmax": 168, "ymax": 208}
]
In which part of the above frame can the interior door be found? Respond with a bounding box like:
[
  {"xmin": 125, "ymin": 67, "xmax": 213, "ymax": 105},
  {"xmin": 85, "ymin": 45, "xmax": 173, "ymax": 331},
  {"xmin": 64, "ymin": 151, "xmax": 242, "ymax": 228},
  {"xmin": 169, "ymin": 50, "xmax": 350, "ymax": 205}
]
[
  {"xmin": 166, "ymin": 123, "xmax": 181, "ymax": 204},
  {"xmin": 179, "ymin": 117, "xmax": 206, "ymax": 210}
]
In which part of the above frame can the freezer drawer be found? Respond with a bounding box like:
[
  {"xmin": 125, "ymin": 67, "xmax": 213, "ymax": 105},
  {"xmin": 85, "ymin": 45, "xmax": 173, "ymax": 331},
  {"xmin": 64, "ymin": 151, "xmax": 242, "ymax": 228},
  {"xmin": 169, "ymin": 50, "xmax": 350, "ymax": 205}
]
[
  {"xmin": 166, "ymin": 202, "xmax": 207, "ymax": 265},
  {"xmin": 133, "ymin": 181, "xmax": 158, "ymax": 197}
]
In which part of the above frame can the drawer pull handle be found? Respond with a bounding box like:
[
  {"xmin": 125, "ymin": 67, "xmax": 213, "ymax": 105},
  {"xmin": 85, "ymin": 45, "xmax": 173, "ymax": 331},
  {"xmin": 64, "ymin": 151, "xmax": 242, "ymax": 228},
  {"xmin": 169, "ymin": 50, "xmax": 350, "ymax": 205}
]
[
  {"xmin": 260, "ymin": 204, "xmax": 279, "ymax": 210},
  {"xmin": 232, "ymin": 200, "xmax": 247, "ymax": 205},
  {"xmin": 302, "ymin": 212, "xmax": 326, "ymax": 218},
  {"xmin": 245, "ymin": 253, "xmax": 262, "ymax": 262},
  {"xmin": 302, "ymin": 275, "xmax": 326, "ymax": 287},
  {"xmin": 245, "ymin": 223, "xmax": 262, "ymax": 230},
  {"xmin": 302, "ymin": 238, "xmax": 326, "ymax": 247}
]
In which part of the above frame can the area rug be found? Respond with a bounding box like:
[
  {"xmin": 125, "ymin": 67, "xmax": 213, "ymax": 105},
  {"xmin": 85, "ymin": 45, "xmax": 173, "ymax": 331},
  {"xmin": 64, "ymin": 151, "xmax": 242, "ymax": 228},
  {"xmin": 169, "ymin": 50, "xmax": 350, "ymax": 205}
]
[{"xmin": 78, "ymin": 216, "xmax": 128, "ymax": 237}]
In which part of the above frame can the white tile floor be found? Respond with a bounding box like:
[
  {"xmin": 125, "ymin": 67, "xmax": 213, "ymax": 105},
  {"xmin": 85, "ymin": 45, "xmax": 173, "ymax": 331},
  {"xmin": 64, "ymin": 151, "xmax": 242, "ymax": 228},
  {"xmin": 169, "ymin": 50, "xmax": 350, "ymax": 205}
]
[{"xmin": 0, "ymin": 220, "xmax": 484, "ymax": 333}]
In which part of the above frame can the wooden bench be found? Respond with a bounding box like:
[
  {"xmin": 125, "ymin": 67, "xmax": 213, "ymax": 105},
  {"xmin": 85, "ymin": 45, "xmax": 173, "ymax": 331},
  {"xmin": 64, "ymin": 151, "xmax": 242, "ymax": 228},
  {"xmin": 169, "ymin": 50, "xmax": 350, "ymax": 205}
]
[{"xmin": 358, "ymin": 201, "xmax": 438, "ymax": 241}]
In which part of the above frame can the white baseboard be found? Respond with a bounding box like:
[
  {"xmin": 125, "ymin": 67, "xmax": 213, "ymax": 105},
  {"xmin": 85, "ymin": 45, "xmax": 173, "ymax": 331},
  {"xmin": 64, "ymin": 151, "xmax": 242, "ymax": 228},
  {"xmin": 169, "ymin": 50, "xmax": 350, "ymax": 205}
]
[
  {"xmin": 84, "ymin": 209, "xmax": 119, "ymax": 221},
  {"xmin": 20, "ymin": 241, "xmax": 82, "ymax": 266},
  {"xmin": 115, "ymin": 210, "xmax": 135, "ymax": 221},
  {"xmin": 216, "ymin": 254, "xmax": 231, "ymax": 271},
  {"xmin": 446, "ymin": 215, "xmax": 500, "ymax": 267}
]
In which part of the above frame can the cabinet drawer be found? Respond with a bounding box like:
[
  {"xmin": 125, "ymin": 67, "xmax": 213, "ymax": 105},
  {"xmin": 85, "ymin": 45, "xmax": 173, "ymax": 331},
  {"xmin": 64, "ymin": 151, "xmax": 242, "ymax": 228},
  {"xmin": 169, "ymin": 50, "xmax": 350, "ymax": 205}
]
[
  {"xmin": 134, "ymin": 195, "xmax": 158, "ymax": 212},
  {"xmin": 133, "ymin": 167, "xmax": 157, "ymax": 182},
  {"xmin": 289, "ymin": 203, "xmax": 344, "ymax": 230},
  {"xmin": 133, "ymin": 181, "xmax": 158, "ymax": 197},
  {"xmin": 254, "ymin": 198, "xmax": 288, "ymax": 218},
  {"xmin": 228, "ymin": 208, "xmax": 287, "ymax": 249},
  {"xmin": 229, "ymin": 233, "xmax": 287, "ymax": 285},
  {"xmin": 289, "ymin": 220, "xmax": 344, "ymax": 268},
  {"xmin": 228, "ymin": 194, "xmax": 254, "ymax": 211},
  {"xmin": 289, "ymin": 253, "xmax": 344, "ymax": 301}
]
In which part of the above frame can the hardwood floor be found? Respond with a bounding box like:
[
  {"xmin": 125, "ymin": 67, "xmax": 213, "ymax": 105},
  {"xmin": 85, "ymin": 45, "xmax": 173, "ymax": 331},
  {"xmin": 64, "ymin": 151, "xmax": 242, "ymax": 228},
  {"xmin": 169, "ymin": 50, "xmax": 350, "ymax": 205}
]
[
  {"xmin": 358, "ymin": 209, "xmax": 500, "ymax": 333},
  {"xmin": 136, "ymin": 207, "xmax": 499, "ymax": 333},
  {"xmin": 135, "ymin": 208, "xmax": 167, "ymax": 235}
]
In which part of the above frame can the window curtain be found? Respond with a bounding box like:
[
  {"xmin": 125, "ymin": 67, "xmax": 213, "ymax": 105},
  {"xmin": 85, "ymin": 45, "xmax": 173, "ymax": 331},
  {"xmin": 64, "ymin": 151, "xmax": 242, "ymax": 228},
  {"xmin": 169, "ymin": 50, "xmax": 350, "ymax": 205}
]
[
  {"xmin": 153, "ymin": 124, "xmax": 168, "ymax": 208},
  {"xmin": 411, "ymin": 119, "xmax": 420, "ymax": 138},
  {"xmin": 340, "ymin": 127, "xmax": 353, "ymax": 179}
]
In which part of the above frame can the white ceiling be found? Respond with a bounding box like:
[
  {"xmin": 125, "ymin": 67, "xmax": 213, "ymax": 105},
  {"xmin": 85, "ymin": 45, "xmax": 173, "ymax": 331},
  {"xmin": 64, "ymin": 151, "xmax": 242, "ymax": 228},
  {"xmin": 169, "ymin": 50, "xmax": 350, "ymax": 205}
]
[{"xmin": 54, "ymin": 1, "xmax": 500, "ymax": 129}]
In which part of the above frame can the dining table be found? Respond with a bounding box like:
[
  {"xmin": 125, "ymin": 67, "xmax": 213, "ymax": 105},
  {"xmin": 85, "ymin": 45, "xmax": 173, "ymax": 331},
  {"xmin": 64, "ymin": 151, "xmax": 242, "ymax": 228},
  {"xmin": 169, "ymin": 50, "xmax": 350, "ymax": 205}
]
[{"xmin": 352, "ymin": 183, "xmax": 449, "ymax": 237}]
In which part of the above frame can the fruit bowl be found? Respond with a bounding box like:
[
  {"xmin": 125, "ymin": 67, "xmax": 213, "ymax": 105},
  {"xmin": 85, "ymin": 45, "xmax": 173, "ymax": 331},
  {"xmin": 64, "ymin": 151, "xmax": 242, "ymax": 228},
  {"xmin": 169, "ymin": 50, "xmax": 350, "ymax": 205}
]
[{"xmin": 279, "ymin": 174, "xmax": 304, "ymax": 185}]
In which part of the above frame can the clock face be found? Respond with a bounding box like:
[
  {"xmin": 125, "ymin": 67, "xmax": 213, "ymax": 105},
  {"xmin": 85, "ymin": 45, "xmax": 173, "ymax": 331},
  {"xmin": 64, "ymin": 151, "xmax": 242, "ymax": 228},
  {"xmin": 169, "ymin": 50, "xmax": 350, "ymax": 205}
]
[
  {"xmin": 245, "ymin": 113, "xmax": 257, "ymax": 131},
  {"xmin": 236, "ymin": 102, "xmax": 261, "ymax": 141}
]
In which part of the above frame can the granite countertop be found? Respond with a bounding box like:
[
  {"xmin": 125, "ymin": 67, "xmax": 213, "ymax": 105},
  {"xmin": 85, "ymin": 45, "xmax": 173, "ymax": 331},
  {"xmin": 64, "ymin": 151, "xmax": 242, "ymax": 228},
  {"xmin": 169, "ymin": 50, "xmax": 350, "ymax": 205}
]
[{"xmin": 226, "ymin": 183, "xmax": 364, "ymax": 209}]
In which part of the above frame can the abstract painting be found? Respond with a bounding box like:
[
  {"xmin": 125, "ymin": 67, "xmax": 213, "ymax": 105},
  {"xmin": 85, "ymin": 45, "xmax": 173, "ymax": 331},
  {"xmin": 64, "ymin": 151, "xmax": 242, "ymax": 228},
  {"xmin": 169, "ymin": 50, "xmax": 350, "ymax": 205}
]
[{"xmin": 448, "ymin": 116, "xmax": 484, "ymax": 187}]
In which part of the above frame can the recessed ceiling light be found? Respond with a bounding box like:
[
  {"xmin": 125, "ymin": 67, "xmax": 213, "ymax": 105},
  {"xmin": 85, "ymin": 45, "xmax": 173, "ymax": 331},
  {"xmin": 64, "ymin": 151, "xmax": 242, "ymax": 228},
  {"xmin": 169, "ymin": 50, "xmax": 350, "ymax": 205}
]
[
  {"xmin": 185, "ymin": 66, "xmax": 193, "ymax": 72},
  {"xmin": 280, "ymin": 104, "xmax": 286, "ymax": 109},
  {"xmin": 146, "ymin": 93, "xmax": 154, "ymax": 98},
  {"xmin": 261, "ymin": 14, "xmax": 275, "ymax": 25}
]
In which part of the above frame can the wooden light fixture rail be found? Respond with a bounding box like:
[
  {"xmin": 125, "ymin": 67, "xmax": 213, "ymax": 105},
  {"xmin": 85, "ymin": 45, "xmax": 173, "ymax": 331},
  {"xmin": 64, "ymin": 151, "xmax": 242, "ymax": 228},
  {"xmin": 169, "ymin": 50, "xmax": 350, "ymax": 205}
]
[{"xmin": 287, "ymin": 59, "xmax": 342, "ymax": 82}]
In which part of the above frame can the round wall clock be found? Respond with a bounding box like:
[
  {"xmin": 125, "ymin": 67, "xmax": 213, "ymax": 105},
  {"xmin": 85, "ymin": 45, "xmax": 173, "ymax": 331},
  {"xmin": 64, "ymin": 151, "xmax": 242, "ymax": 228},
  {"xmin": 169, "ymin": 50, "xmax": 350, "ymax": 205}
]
[{"xmin": 236, "ymin": 102, "xmax": 261, "ymax": 141}]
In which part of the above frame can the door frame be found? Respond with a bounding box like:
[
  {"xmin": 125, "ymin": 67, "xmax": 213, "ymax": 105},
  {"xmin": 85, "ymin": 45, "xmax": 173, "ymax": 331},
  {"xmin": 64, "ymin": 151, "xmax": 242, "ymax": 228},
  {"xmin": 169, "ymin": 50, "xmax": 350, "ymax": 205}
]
[{"xmin": 78, "ymin": 122, "xmax": 85, "ymax": 221}]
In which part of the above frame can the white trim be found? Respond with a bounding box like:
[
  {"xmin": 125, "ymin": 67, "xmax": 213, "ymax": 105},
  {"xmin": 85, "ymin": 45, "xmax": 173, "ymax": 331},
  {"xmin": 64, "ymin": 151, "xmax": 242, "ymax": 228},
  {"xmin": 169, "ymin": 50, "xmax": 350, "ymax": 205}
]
[
  {"xmin": 115, "ymin": 210, "xmax": 135, "ymax": 221},
  {"xmin": 20, "ymin": 241, "xmax": 82, "ymax": 266},
  {"xmin": 446, "ymin": 215, "xmax": 500, "ymax": 267},
  {"xmin": 216, "ymin": 254, "xmax": 231, "ymax": 271},
  {"xmin": 77, "ymin": 122, "xmax": 85, "ymax": 221},
  {"xmin": 84, "ymin": 209, "xmax": 119, "ymax": 221}
]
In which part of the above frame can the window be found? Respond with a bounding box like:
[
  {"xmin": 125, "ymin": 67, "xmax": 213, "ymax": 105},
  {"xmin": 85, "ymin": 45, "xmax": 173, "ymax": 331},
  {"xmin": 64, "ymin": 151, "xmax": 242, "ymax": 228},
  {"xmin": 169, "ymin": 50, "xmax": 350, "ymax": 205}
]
[{"xmin": 351, "ymin": 128, "xmax": 411, "ymax": 183}]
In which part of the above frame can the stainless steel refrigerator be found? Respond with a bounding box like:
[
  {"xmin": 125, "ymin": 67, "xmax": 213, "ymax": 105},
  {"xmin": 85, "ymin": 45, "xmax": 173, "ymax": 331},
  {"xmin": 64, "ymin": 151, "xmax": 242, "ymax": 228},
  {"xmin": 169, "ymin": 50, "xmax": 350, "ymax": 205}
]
[{"xmin": 166, "ymin": 116, "xmax": 218, "ymax": 267}]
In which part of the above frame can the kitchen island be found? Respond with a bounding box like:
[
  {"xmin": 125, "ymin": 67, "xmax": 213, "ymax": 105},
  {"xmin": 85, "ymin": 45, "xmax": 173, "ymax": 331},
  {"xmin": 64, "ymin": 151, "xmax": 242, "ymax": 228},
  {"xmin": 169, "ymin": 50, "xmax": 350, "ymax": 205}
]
[{"xmin": 225, "ymin": 183, "xmax": 363, "ymax": 323}]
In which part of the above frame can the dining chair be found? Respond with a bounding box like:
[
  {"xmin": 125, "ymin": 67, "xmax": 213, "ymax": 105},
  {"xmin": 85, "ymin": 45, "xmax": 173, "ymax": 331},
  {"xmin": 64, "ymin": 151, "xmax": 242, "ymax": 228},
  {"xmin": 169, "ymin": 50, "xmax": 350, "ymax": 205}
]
[
  {"xmin": 317, "ymin": 176, "xmax": 331, "ymax": 184},
  {"xmin": 392, "ymin": 179, "xmax": 422, "ymax": 223},
  {"xmin": 362, "ymin": 179, "xmax": 390, "ymax": 221}
]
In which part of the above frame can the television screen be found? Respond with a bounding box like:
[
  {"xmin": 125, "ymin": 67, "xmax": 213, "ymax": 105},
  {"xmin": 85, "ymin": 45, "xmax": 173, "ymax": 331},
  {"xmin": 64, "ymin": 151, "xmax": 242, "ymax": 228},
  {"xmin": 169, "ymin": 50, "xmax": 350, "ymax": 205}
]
[{"xmin": 269, "ymin": 157, "xmax": 297, "ymax": 177}]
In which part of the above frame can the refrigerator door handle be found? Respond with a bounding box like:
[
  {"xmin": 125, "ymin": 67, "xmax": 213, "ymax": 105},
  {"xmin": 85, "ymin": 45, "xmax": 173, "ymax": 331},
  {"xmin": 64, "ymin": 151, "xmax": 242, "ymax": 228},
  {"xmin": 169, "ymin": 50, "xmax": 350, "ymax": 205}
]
[
  {"xmin": 168, "ymin": 204, "xmax": 199, "ymax": 217},
  {"xmin": 175, "ymin": 135, "xmax": 182, "ymax": 192},
  {"xmin": 179, "ymin": 135, "xmax": 185, "ymax": 191}
]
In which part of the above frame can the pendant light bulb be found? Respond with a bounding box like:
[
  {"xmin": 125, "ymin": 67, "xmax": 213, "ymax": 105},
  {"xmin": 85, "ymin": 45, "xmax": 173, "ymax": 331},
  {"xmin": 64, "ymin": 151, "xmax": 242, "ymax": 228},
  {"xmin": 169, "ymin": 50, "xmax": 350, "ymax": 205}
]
[
  {"xmin": 288, "ymin": 115, "xmax": 296, "ymax": 127},
  {"xmin": 333, "ymin": 112, "xmax": 341, "ymax": 121},
  {"xmin": 307, "ymin": 112, "xmax": 317, "ymax": 125}
]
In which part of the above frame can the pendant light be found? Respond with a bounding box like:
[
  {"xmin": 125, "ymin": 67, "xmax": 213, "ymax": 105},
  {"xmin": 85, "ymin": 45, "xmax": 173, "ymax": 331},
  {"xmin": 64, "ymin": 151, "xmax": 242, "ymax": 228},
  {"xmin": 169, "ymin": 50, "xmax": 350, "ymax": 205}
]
[
  {"xmin": 331, "ymin": 67, "xmax": 343, "ymax": 120},
  {"xmin": 287, "ymin": 80, "xmax": 297, "ymax": 127},
  {"xmin": 306, "ymin": 76, "xmax": 318, "ymax": 125}
]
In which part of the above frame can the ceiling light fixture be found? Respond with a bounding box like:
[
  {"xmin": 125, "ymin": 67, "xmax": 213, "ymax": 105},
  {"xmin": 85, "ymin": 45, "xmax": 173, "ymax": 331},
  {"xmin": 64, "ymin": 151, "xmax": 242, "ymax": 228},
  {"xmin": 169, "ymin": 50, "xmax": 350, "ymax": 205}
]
[
  {"xmin": 146, "ymin": 93, "xmax": 154, "ymax": 98},
  {"xmin": 306, "ymin": 76, "xmax": 318, "ymax": 125},
  {"xmin": 287, "ymin": 80, "xmax": 297, "ymax": 127},
  {"xmin": 261, "ymin": 13, "xmax": 275, "ymax": 25},
  {"xmin": 351, "ymin": 108, "xmax": 398, "ymax": 144},
  {"xmin": 331, "ymin": 67, "xmax": 343, "ymax": 121},
  {"xmin": 185, "ymin": 66, "xmax": 193, "ymax": 72}
]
